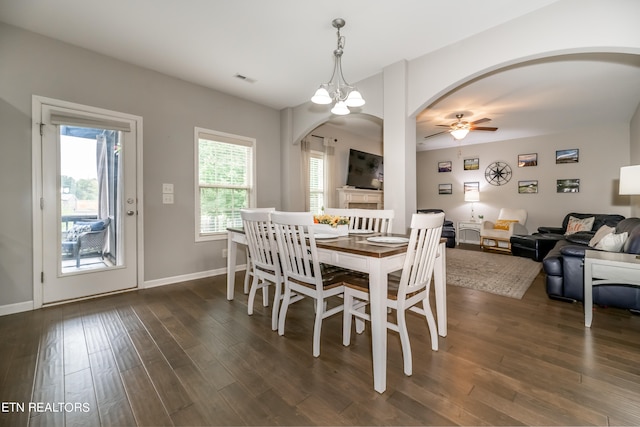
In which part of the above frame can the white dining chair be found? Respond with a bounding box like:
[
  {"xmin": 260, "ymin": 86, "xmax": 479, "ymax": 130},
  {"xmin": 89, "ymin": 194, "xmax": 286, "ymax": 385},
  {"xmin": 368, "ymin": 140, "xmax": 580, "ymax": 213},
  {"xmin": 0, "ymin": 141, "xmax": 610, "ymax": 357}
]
[
  {"xmin": 342, "ymin": 212, "xmax": 444, "ymax": 375},
  {"xmin": 271, "ymin": 211, "xmax": 361, "ymax": 357},
  {"xmin": 241, "ymin": 207, "xmax": 276, "ymax": 294},
  {"xmin": 240, "ymin": 208, "xmax": 281, "ymax": 330}
]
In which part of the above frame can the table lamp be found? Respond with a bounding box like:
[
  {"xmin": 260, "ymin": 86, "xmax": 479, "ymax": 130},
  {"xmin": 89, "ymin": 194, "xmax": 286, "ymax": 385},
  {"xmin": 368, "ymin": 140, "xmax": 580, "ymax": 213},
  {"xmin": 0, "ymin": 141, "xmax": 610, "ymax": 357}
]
[
  {"xmin": 619, "ymin": 165, "xmax": 640, "ymax": 195},
  {"xmin": 619, "ymin": 165, "xmax": 640, "ymax": 259},
  {"xmin": 464, "ymin": 190, "xmax": 480, "ymax": 221}
]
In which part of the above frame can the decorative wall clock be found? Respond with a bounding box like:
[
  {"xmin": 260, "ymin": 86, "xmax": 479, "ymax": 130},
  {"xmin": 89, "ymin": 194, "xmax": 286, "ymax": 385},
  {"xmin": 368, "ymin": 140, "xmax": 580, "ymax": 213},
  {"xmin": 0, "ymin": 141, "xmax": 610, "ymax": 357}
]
[{"xmin": 485, "ymin": 161, "xmax": 512, "ymax": 186}]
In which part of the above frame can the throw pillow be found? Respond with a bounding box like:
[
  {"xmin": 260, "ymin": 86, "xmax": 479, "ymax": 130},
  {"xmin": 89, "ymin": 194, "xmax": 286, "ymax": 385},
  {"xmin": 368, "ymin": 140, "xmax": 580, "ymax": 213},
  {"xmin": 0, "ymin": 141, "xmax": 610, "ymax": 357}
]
[
  {"xmin": 589, "ymin": 225, "xmax": 615, "ymax": 248},
  {"xmin": 494, "ymin": 219, "xmax": 518, "ymax": 230},
  {"xmin": 65, "ymin": 224, "xmax": 92, "ymax": 242},
  {"xmin": 565, "ymin": 216, "xmax": 595, "ymax": 235},
  {"xmin": 595, "ymin": 231, "xmax": 628, "ymax": 252}
]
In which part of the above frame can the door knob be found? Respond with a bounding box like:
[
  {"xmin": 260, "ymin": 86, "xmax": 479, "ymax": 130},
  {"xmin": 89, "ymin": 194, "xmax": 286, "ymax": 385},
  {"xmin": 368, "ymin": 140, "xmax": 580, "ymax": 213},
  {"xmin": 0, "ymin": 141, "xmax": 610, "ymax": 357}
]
[{"xmin": 127, "ymin": 210, "xmax": 135, "ymax": 216}]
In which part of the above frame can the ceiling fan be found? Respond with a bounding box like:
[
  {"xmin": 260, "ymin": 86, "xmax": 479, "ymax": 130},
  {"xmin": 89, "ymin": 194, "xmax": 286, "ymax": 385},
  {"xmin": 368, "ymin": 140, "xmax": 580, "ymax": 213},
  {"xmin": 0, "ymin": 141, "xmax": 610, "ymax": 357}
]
[{"xmin": 424, "ymin": 113, "xmax": 498, "ymax": 140}]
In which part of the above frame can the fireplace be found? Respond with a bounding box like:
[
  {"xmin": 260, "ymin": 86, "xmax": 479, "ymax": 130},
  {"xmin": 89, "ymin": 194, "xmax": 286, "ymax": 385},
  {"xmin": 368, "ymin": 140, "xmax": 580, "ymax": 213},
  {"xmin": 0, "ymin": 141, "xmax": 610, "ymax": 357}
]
[{"xmin": 336, "ymin": 188, "xmax": 384, "ymax": 209}]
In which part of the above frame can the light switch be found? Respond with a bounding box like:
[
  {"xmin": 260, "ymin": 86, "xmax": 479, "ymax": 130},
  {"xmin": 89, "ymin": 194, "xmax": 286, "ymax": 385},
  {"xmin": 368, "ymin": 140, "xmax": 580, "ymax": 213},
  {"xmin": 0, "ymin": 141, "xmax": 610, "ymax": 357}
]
[
  {"xmin": 162, "ymin": 194, "xmax": 174, "ymax": 204},
  {"xmin": 162, "ymin": 183, "xmax": 174, "ymax": 194}
]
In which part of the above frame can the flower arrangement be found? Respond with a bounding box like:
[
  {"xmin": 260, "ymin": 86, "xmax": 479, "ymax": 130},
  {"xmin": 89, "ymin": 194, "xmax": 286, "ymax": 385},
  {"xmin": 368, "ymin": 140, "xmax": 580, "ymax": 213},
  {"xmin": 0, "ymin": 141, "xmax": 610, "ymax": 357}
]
[{"xmin": 313, "ymin": 214, "xmax": 349, "ymax": 228}]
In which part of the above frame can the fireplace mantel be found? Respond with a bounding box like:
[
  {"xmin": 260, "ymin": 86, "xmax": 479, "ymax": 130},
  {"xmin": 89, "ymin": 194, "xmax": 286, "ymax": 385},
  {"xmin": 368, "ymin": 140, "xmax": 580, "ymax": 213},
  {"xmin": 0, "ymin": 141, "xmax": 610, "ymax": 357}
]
[{"xmin": 336, "ymin": 187, "xmax": 384, "ymax": 210}]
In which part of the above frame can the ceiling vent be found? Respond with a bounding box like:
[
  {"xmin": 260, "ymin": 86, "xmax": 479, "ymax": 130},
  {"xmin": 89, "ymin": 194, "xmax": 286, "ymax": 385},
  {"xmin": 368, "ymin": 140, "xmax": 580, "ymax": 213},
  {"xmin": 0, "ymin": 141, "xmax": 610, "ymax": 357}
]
[{"xmin": 234, "ymin": 73, "xmax": 256, "ymax": 83}]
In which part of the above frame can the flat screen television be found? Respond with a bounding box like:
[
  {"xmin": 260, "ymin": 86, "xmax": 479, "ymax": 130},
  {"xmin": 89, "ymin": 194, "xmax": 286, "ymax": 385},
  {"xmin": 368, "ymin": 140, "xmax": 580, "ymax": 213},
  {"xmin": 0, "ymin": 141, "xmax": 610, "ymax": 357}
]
[{"xmin": 346, "ymin": 149, "xmax": 383, "ymax": 190}]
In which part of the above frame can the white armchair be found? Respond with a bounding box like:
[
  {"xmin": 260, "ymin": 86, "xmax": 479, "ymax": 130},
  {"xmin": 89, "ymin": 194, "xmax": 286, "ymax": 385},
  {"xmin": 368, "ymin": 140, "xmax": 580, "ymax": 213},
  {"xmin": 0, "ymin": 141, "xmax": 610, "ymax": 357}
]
[{"xmin": 480, "ymin": 208, "xmax": 528, "ymax": 253}]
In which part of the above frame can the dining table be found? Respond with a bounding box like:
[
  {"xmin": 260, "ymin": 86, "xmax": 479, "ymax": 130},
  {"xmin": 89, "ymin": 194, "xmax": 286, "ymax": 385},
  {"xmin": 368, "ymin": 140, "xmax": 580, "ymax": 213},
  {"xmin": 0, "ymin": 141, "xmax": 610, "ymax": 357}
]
[{"xmin": 226, "ymin": 227, "xmax": 447, "ymax": 394}]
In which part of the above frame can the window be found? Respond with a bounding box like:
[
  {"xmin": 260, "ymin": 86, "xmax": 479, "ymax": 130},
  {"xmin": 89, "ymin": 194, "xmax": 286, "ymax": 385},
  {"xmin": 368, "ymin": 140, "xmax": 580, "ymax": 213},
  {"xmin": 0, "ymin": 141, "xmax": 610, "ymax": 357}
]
[
  {"xmin": 309, "ymin": 150, "xmax": 324, "ymax": 215},
  {"xmin": 195, "ymin": 127, "xmax": 255, "ymax": 241}
]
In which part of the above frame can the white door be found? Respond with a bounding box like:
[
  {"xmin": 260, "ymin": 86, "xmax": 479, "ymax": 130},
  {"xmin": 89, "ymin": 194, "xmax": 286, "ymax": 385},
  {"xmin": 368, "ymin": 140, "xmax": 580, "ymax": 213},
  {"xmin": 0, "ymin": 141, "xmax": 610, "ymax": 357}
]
[{"xmin": 35, "ymin": 98, "xmax": 141, "ymax": 304}]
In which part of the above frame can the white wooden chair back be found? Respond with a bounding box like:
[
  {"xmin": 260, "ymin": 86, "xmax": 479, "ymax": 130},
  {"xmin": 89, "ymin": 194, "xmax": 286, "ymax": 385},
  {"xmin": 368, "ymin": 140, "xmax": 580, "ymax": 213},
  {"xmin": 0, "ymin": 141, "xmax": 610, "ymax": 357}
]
[
  {"xmin": 354, "ymin": 209, "xmax": 394, "ymax": 233},
  {"xmin": 240, "ymin": 209, "xmax": 277, "ymax": 274},
  {"xmin": 271, "ymin": 211, "xmax": 323, "ymax": 291},
  {"xmin": 396, "ymin": 212, "xmax": 444, "ymax": 304}
]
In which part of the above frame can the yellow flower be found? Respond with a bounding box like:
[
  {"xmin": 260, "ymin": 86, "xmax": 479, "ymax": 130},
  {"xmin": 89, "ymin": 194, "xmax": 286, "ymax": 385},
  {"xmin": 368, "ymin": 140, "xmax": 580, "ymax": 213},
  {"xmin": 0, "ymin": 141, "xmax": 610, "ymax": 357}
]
[{"xmin": 313, "ymin": 214, "xmax": 349, "ymax": 227}]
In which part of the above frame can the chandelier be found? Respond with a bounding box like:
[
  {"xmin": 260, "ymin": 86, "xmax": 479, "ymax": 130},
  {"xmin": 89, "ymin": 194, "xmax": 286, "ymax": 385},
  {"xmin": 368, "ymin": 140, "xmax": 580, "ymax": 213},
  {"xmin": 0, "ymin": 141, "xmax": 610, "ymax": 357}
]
[{"xmin": 311, "ymin": 18, "xmax": 365, "ymax": 115}]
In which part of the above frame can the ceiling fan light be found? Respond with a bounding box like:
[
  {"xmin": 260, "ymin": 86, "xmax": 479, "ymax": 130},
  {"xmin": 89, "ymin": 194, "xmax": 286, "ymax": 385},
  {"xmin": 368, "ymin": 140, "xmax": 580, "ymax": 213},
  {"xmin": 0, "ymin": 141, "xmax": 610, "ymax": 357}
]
[
  {"xmin": 331, "ymin": 101, "xmax": 350, "ymax": 115},
  {"xmin": 311, "ymin": 87, "xmax": 332, "ymax": 104},
  {"xmin": 451, "ymin": 128, "xmax": 469, "ymax": 140},
  {"xmin": 345, "ymin": 90, "xmax": 365, "ymax": 107}
]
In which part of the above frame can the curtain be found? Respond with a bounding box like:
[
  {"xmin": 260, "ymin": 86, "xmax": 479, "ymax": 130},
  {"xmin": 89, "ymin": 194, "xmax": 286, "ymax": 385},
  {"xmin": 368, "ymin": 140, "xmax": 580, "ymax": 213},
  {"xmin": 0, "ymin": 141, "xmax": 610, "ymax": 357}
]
[
  {"xmin": 301, "ymin": 138, "xmax": 311, "ymax": 211},
  {"xmin": 323, "ymin": 137, "xmax": 337, "ymax": 209},
  {"xmin": 96, "ymin": 133, "xmax": 110, "ymax": 253}
]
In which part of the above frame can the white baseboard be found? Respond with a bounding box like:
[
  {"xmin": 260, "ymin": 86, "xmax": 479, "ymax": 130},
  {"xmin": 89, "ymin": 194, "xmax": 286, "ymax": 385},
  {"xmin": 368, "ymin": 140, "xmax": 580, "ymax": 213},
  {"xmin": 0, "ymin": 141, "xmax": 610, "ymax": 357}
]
[
  {"xmin": 0, "ymin": 266, "xmax": 248, "ymax": 316},
  {"xmin": 0, "ymin": 300, "xmax": 34, "ymax": 316},
  {"xmin": 143, "ymin": 264, "xmax": 247, "ymax": 289}
]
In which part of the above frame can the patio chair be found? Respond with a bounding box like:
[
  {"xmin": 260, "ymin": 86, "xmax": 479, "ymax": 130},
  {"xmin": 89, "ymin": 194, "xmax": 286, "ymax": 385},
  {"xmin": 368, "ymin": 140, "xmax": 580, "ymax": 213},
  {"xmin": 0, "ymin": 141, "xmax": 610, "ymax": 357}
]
[{"xmin": 61, "ymin": 217, "xmax": 111, "ymax": 267}]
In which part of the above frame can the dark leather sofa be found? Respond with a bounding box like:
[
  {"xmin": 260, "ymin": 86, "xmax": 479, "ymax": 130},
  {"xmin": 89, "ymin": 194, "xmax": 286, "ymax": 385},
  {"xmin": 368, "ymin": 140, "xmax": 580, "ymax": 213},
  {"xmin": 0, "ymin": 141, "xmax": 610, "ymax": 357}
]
[
  {"xmin": 417, "ymin": 209, "xmax": 455, "ymax": 248},
  {"xmin": 542, "ymin": 213, "xmax": 640, "ymax": 311}
]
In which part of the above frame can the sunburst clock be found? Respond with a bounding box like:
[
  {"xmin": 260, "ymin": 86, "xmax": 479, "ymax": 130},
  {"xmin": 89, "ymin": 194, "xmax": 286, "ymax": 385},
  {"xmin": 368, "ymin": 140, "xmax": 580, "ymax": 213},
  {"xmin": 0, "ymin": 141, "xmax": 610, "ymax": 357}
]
[{"xmin": 485, "ymin": 161, "xmax": 512, "ymax": 186}]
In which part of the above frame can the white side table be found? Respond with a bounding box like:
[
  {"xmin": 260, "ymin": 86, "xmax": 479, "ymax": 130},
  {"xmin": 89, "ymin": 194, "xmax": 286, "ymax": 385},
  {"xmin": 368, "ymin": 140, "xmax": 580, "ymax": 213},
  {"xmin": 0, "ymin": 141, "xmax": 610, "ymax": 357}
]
[
  {"xmin": 584, "ymin": 250, "xmax": 640, "ymax": 327},
  {"xmin": 457, "ymin": 221, "xmax": 481, "ymax": 245}
]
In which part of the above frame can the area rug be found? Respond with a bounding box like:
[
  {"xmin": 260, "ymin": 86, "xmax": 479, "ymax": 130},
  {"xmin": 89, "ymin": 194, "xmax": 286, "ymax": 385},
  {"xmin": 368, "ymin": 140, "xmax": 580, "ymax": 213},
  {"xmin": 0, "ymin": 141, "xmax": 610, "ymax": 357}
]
[{"xmin": 445, "ymin": 248, "xmax": 542, "ymax": 299}]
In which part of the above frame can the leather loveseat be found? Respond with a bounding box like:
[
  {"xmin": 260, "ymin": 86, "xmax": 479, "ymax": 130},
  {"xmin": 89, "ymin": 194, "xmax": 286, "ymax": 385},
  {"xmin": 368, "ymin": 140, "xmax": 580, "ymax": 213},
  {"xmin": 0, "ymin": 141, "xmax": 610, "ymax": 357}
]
[{"xmin": 542, "ymin": 214, "xmax": 640, "ymax": 312}]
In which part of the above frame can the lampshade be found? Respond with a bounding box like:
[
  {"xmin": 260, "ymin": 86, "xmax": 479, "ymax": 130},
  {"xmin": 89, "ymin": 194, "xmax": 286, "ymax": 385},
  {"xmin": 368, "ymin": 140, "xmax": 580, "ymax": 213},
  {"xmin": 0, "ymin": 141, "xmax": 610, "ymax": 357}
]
[
  {"xmin": 451, "ymin": 128, "xmax": 470, "ymax": 140},
  {"xmin": 345, "ymin": 90, "xmax": 365, "ymax": 107},
  {"xmin": 619, "ymin": 165, "xmax": 640, "ymax": 195},
  {"xmin": 311, "ymin": 87, "xmax": 332, "ymax": 105},
  {"xmin": 464, "ymin": 190, "xmax": 480, "ymax": 202},
  {"xmin": 330, "ymin": 101, "xmax": 350, "ymax": 115}
]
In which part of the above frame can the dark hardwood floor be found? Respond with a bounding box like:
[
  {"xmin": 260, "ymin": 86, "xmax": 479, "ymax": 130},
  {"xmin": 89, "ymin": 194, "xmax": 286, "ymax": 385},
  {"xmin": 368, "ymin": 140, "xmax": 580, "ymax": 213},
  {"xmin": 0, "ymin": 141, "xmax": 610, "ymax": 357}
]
[{"xmin": 1, "ymin": 261, "xmax": 640, "ymax": 426}]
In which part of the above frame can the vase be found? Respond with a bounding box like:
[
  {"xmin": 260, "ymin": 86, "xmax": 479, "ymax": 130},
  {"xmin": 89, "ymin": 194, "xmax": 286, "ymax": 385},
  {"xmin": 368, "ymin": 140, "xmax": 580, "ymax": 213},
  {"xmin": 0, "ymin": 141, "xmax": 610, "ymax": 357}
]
[{"xmin": 312, "ymin": 223, "xmax": 349, "ymax": 236}]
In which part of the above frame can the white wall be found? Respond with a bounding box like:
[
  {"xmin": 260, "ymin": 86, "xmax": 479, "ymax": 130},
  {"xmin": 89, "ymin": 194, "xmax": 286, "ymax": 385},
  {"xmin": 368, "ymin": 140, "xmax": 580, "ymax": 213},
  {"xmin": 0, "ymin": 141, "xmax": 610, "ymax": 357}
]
[
  {"xmin": 417, "ymin": 124, "xmax": 632, "ymax": 233},
  {"xmin": 630, "ymin": 101, "xmax": 640, "ymax": 217},
  {"xmin": 0, "ymin": 22, "xmax": 281, "ymax": 308}
]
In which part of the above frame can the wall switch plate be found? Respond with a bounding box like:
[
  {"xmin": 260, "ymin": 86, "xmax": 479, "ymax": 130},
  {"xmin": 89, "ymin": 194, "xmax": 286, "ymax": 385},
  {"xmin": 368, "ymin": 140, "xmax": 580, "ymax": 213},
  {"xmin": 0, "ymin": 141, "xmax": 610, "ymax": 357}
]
[
  {"xmin": 162, "ymin": 193, "xmax": 174, "ymax": 204},
  {"xmin": 162, "ymin": 183, "xmax": 174, "ymax": 194}
]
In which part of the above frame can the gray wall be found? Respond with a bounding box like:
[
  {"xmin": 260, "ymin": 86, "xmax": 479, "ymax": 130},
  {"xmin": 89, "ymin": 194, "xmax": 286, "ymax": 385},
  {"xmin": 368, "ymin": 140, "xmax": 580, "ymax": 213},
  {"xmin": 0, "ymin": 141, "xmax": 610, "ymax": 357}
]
[
  {"xmin": 417, "ymin": 123, "xmax": 634, "ymax": 233},
  {"xmin": 0, "ymin": 22, "xmax": 281, "ymax": 307}
]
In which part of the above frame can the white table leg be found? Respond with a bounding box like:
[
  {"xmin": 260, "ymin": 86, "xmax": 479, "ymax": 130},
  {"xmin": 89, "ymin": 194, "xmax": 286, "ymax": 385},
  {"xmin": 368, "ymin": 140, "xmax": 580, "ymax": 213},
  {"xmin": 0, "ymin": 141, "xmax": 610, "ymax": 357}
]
[
  {"xmin": 584, "ymin": 259, "xmax": 593, "ymax": 327},
  {"xmin": 433, "ymin": 241, "xmax": 447, "ymax": 337},
  {"xmin": 368, "ymin": 259, "xmax": 387, "ymax": 394},
  {"xmin": 227, "ymin": 231, "xmax": 238, "ymax": 300}
]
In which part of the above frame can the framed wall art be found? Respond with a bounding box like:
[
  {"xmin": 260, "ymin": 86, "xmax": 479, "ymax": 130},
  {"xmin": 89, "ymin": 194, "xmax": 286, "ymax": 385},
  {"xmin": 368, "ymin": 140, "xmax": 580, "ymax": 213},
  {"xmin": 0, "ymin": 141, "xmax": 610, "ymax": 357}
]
[
  {"xmin": 518, "ymin": 153, "xmax": 538, "ymax": 167},
  {"xmin": 464, "ymin": 158, "xmax": 479, "ymax": 170},
  {"xmin": 438, "ymin": 183, "xmax": 452, "ymax": 195},
  {"xmin": 438, "ymin": 161, "xmax": 452, "ymax": 173},
  {"xmin": 557, "ymin": 178, "xmax": 580, "ymax": 193},
  {"xmin": 518, "ymin": 180, "xmax": 538, "ymax": 194},
  {"xmin": 556, "ymin": 149, "xmax": 579, "ymax": 164}
]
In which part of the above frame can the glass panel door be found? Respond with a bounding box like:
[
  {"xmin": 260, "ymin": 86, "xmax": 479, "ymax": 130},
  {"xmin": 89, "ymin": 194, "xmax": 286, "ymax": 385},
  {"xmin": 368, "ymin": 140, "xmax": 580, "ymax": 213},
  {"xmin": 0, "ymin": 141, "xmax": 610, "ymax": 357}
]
[
  {"xmin": 39, "ymin": 100, "xmax": 139, "ymax": 304},
  {"xmin": 60, "ymin": 126, "xmax": 122, "ymax": 273}
]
